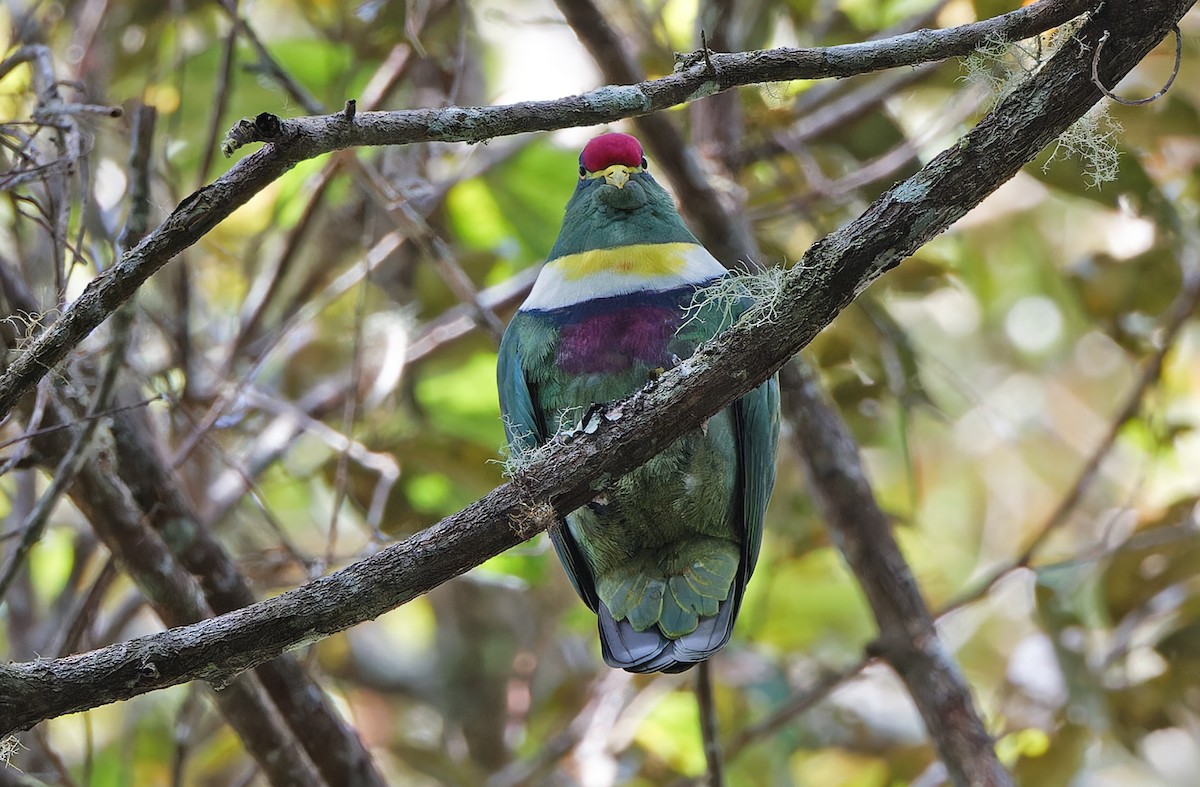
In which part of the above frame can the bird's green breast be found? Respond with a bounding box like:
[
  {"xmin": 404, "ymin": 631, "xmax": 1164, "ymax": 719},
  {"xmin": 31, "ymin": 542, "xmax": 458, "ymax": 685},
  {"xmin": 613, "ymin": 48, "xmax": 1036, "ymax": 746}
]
[
  {"xmin": 508, "ymin": 283, "xmax": 747, "ymax": 632},
  {"xmin": 510, "ymin": 284, "xmax": 730, "ymax": 432}
]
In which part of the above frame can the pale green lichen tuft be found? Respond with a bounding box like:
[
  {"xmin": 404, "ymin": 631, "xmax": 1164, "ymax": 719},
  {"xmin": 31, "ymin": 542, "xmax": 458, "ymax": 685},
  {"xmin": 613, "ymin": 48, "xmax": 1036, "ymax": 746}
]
[
  {"xmin": 1043, "ymin": 103, "xmax": 1123, "ymax": 188},
  {"xmin": 1, "ymin": 735, "xmax": 25, "ymax": 767},
  {"xmin": 684, "ymin": 266, "xmax": 788, "ymax": 333},
  {"xmin": 961, "ymin": 33, "xmax": 1038, "ymax": 101},
  {"xmin": 962, "ymin": 19, "xmax": 1122, "ymax": 188},
  {"xmin": 961, "ymin": 17, "xmax": 1088, "ymax": 101},
  {"xmin": 497, "ymin": 418, "xmax": 549, "ymax": 479}
]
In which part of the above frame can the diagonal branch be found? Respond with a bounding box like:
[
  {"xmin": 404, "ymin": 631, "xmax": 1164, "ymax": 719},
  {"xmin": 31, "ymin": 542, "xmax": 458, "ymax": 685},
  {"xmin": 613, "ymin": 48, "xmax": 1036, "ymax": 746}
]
[
  {"xmin": 0, "ymin": 0, "xmax": 1094, "ymax": 420},
  {"xmin": 0, "ymin": 0, "xmax": 1188, "ymax": 736},
  {"xmin": 781, "ymin": 360, "xmax": 1010, "ymax": 786}
]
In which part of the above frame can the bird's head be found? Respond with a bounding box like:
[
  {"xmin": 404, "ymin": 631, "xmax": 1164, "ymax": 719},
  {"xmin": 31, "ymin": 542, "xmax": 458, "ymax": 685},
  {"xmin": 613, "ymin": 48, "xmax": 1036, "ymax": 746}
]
[
  {"xmin": 577, "ymin": 132, "xmax": 651, "ymax": 211},
  {"xmin": 545, "ymin": 131, "xmax": 697, "ymax": 261}
]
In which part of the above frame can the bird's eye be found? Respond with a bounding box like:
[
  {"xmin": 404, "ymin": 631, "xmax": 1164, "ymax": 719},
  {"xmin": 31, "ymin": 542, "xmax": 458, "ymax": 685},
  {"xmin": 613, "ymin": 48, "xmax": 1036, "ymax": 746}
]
[
  {"xmin": 641, "ymin": 156, "xmax": 648, "ymax": 170},
  {"xmin": 579, "ymin": 165, "xmax": 587, "ymax": 178}
]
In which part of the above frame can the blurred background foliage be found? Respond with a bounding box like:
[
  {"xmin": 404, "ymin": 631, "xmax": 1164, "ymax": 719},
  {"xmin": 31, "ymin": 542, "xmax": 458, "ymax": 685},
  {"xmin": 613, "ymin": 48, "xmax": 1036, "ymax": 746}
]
[{"xmin": 1, "ymin": 0, "xmax": 1199, "ymax": 785}]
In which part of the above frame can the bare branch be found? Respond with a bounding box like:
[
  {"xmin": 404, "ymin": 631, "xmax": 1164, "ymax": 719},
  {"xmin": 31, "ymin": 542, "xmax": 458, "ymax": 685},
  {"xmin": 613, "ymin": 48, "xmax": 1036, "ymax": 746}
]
[
  {"xmin": 696, "ymin": 662, "xmax": 725, "ymax": 787},
  {"xmin": 940, "ymin": 258, "xmax": 1200, "ymax": 616},
  {"xmin": 781, "ymin": 361, "xmax": 1011, "ymax": 786}
]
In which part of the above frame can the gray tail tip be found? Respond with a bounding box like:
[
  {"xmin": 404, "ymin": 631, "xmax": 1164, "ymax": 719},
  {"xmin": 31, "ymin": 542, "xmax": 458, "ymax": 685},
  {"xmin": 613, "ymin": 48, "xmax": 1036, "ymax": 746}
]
[{"xmin": 597, "ymin": 600, "xmax": 736, "ymax": 674}]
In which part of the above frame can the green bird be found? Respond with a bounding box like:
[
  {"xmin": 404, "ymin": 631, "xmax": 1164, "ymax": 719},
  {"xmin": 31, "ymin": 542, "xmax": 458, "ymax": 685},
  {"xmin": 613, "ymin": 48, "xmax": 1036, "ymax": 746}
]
[{"xmin": 497, "ymin": 133, "xmax": 779, "ymax": 673}]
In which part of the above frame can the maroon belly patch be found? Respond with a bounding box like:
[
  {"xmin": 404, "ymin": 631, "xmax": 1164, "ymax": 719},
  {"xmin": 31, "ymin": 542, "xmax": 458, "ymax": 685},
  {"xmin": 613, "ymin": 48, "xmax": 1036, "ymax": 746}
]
[{"xmin": 557, "ymin": 306, "xmax": 678, "ymax": 375}]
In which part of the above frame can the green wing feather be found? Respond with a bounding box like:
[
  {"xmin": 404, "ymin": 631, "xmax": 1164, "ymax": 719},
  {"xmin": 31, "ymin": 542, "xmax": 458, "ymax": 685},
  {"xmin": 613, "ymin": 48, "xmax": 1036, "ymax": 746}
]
[
  {"xmin": 497, "ymin": 318, "xmax": 600, "ymax": 611},
  {"xmin": 496, "ymin": 322, "xmax": 543, "ymax": 453},
  {"xmin": 735, "ymin": 375, "xmax": 780, "ymax": 584}
]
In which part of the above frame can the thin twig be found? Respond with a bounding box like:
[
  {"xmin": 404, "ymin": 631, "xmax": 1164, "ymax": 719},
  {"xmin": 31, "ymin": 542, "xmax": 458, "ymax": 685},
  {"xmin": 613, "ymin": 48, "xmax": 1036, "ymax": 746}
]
[
  {"xmin": 196, "ymin": 4, "xmax": 240, "ymax": 186},
  {"xmin": 223, "ymin": 44, "xmax": 411, "ymax": 366},
  {"xmin": 696, "ymin": 662, "xmax": 724, "ymax": 787},
  {"xmin": 327, "ymin": 270, "xmax": 371, "ymax": 557},
  {"xmin": 0, "ymin": 394, "xmax": 161, "ymax": 454},
  {"xmin": 1091, "ymin": 24, "xmax": 1181, "ymax": 105},
  {"xmin": 170, "ymin": 229, "xmax": 406, "ymax": 470},
  {"xmin": 50, "ymin": 556, "xmax": 118, "ymax": 657},
  {"xmin": 782, "ymin": 360, "xmax": 1011, "ymax": 787},
  {"xmin": 345, "ymin": 155, "xmax": 506, "ymax": 340},
  {"xmin": 486, "ymin": 671, "xmax": 633, "ymax": 787},
  {"xmin": 940, "ymin": 263, "xmax": 1200, "ymax": 617},
  {"xmin": 725, "ymin": 658, "xmax": 870, "ymax": 759},
  {"xmin": 219, "ymin": 0, "xmax": 323, "ymax": 115},
  {"xmin": 0, "ymin": 297, "xmax": 130, "ymax": 602}
]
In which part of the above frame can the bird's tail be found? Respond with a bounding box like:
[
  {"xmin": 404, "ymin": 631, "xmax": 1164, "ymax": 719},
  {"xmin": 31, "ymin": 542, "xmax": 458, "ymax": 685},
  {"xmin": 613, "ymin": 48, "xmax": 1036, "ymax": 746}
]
[{"xmin": 597, "ymin": 593, "xmax": 739, "ymax": 674}]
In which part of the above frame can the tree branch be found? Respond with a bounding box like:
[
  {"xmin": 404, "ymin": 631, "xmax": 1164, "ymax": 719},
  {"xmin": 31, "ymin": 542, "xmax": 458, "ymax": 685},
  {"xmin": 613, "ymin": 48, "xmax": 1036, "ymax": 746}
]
[
  {"xmin": 781, "ymin": 361, "xmax": 1010, "ymax": 786},
  {"xmin": 0, "ymin": 0, "xmax": 1188, "ymax": 735},
  {"xmin": 0, "ymin": 0, "xmax": 1093, "ymax": 420}
]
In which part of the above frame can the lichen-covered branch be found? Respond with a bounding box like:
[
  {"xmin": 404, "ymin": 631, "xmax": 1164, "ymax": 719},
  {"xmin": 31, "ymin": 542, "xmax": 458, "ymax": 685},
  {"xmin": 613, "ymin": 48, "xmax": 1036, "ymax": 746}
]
[
  {"xmin": 0, "ymin": 0, "xmax": 1188, "ymax": 735},
  {"xmin": 0, "ymin": 0, "xmax": 1094, "ymax": 420}
]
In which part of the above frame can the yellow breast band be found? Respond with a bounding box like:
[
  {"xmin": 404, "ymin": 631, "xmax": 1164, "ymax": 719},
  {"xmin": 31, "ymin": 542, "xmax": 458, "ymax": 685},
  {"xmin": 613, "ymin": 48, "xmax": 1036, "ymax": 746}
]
[{"xmin": 550, "ymin": 242, "xmax": 694, "ymax": 280}]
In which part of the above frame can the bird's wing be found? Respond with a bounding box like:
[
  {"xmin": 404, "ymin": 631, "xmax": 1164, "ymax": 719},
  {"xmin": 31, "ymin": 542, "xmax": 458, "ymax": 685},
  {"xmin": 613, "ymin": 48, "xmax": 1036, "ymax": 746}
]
[
  {"xmin": 735, "ymin": 374, "xmax": 780, "ymax": 581},
  {"xmin": 549, "ymin": 522, "xmax": 601, "ymax": 611},
  {"xmin": 497, "ymin": 316, "xmax": 600, "ymax": 611},
  {"xmin": 496, "ymin": 318, "xmax": 543, "ymax": 454}
]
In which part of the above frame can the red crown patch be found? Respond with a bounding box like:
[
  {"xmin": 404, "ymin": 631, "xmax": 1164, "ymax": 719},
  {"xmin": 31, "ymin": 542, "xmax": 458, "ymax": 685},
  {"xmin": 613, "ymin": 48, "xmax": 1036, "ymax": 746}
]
[{"xmin": 580, "ymin": 133, "xmax": 644, "ymax": 173}]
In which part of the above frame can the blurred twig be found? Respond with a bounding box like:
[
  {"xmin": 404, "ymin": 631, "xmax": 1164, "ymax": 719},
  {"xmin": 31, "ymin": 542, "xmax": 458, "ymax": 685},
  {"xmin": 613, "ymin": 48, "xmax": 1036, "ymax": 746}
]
[
  {"xmin": 111, "ymin": 102, "xmax": 391, "ymax": 781},
  {"xmin": 49, "ymin": 556, "xmax": 118, "ymax": 657},
  {"xmin": 4, "ymin": 99, "xmax": 330, "ymax": 787},
  {"xmin": 724, "ymin": 657, "xmax": 871, "ymax": 759},
  {"xmin": 23, "ymin": 391, "xmax": 327, "ymax": 786},
  {"xmin": 171, "ymin": 228, "xmax": 407, "ymax": 469},
  {"xmin": 201, "ymin": 262, "xmax": 534, "ymax": 531},
  {"xmin": 327, "ymin": 252, "xmax": 371, "ymax": 557},
  {"xmin": 0, "ymin": 328, "xmax": 120, "ymax": 601},
  {"xmin": 347, "ymin": 155, "xmax": 506, "ymax": 341},
  {"xmin": 0, "ymin": 96, "xmax": 151, "ymax": 602},
  {"xmin": 218, "ymin": 0, "xmax": 324, "ymax": 116},
  {"xmin": 696, "ymin": 662, "xmax": 725, "ymax": 787},
  {"xmin": 0, "ymin": 45, "xmax": 95, "ymax": 302},
  {"xmin": 486, "ymin": 671, "xmax": 634, "ymax": 787},
  {"xmin": 197, "ymin": 3, "xmax": 240, "ymax": 186},
  {"xmin": 781, "ymin": 360, "xmax": 1011, "ymax": 787},
  {"xmin": 939, "ymin": 251, "xmax": 1200, "ymax": 617},
  {"xmin": 222, "ymin": 3, "xmax": 506, "ymax": 344},
  {"xmin": 734, "ymin": 64, "xmax": 937, "ymax": 168}
]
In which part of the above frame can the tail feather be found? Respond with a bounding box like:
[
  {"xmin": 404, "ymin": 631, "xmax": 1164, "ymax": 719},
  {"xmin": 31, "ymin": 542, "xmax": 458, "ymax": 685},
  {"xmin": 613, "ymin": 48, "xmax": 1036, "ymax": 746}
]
[
  {"xmin": 598, "ymin": 604, "xmax": 672, "ymax": 672},
  {"xmin": 598, "ymin": 596, "xmax": 738, "ymax": 674},
  {"xmin": 672, "ymin": 598, "xmax": 735, "ymax": 663}
]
